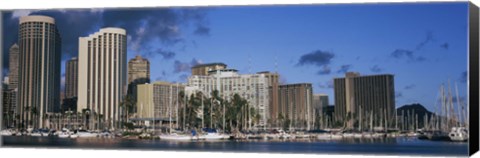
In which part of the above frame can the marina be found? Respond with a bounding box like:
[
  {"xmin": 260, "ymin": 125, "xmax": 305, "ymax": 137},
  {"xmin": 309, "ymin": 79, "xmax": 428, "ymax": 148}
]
[{"xmin": 1, "ymin": 135, "xmax": 468, "ymax": 156}]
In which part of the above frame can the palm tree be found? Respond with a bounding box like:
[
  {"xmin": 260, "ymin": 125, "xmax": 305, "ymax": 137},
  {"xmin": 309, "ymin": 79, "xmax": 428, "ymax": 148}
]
[
  {"xmin": 177, "ymin": 90, "xmax": 186, "ymax": 130},
  {"xmin": 209, "ymin": 90, "xmax": 223, "ymax": 129},
  {"xmin": 185, "ymin": 92, "xmax": 202, "ymax": 129},
  {"xmin": 23, "ymin": 106, "xmax": 30, "ymax": 129},
  {"xmin": 15, "ymin": 114, "xmax": 20, "ymax": 128},
  {"xmin": 345, "ymin": 112, "xmax": 352, "ymax": 130},
  {"xmin": 31, "ymin": 106, "xmax": 38, "ymax": 129},
  {"xmin": 82, "ymin": 108, "xmax": 91, "ymax": 129},
  {"xmin": 120, "ymin": 95, "xmax": 135, "ymax": 128},
  {"xmin": 98, "ymin": 114, "xmax": 104, "ymax": 130}
]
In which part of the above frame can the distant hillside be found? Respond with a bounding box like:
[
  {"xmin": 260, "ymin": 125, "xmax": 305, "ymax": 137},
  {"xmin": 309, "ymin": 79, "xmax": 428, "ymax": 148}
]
[{"xmin": 396, "ymin": 103, "xmax": 434, "ymax": 129}]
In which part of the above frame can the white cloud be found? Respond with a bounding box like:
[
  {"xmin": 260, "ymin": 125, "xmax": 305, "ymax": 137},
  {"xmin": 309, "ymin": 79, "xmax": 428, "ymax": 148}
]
[{"xmin": 11, "ymin": 10, "xmax": 34, "ymax": 19}]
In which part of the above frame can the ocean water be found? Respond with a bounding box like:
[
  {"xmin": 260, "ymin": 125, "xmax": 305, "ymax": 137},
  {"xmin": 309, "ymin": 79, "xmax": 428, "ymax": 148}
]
[{"xmin": 1, "ymin": 136, "xmax": 468, "ymax": 156}]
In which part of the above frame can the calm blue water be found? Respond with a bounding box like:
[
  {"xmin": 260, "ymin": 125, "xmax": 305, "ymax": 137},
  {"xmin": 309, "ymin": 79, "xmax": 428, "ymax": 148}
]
[{"xmin": 1, "ymin": 136, "xmax": 468, "ymax": 156}]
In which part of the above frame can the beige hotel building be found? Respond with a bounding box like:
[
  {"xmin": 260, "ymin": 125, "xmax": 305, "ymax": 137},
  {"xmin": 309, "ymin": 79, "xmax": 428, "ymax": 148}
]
[{"xmin": 77, "ymin": 27, "xmax": 127, "ymax": 129}]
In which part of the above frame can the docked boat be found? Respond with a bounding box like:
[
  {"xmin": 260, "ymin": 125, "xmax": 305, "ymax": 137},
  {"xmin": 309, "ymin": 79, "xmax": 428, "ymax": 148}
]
[
  {"xmin": 30, "ymin": 131, "xmax": 43, "ymax": 137},
  {"xmin": 201, "ymin": 132, "xmax": 225, "ymax": 140},
  {"xmin": 424, "ymin": 131, "xmax": 450, "ymax": 141},
  {"xmin": 75, "ymin": 130, "xmax": 98, "ymax": 138},
  {"xmin": 0, "ymin": 130, "xmax": 13, "ymax": 136},
  {"xmin": 316, "ymin": 133, "xmax": 332, "ymax": 140},
  {"xmin": 342, "ymin": 133, "xmax": 355, "ymax": 138},
  {"xmin": 353, "ymin": 133, "xmax": 363, "ymax": 138},
  {"xmin": 39, "ymin": 129, "xmax": 50, "ymax": 137},
  {"xmin": 294, "ymin": 132, "xmax": 311, "ymax": 139},
  {"xmin": 266, "ymin": 133, "xmax": 280, "ymax": 140},
  {"xmin": 449, "ymin": 127, "xmax": 468, "ymax": 142},
  {"xmin": 330, "ymin": 133, "xmax": 344, "ymax": 139},
  {"xmin": 372, "ymin": 132, "xmax": 387, "ymax": 138},
  {"xmin": 362, "ymin": 132, "xmax": 373, "ymax": 138},
  {"xmin": 70, "ymin": 134, "xmax": 79, "ymax": 138},
  {"xmin": 160, "ymin": 133, "xmax": 196, "ymax": 141},
  {"xmin": 200, "ymin": 128, "xmax": 228, "ymax": 140},
  {"xmin": 57, "ymin": 128, "xmax": 72, "ymax": 138},
  {"xmin": 277, "ymin": 130, "xmax": 292, "ymax": 139}
]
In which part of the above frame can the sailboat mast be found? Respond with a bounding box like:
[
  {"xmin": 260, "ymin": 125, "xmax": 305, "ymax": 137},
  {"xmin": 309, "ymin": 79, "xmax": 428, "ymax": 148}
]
[
  {"xmin": 395, "ymin": 107, "xmax": 398, "ymax": 130},
  {"xmin": 176, "ymin": 83, "xmax": 179, "ymax": 129},
  {"xmin": 447, "ymin": 80, "xmax": 454, "ymax": 130},
  {"xmin": 183, "ymin": 93, "xmax": 186, "ymax": 131},
  {"xmin": 454, "ymin": 82, "xmax": 463, "ymax": 127},
  {"xmin": 210, "ymin": 94, "xmax": 213, "ymax": 129},
  {"xmin": 359, "ymin": 105, "xmax": 362, "ymax": 131},
  {"xmin": 169, "ymin": 85, "xmax": 172, "ymax": 134},
  {"xmin": 223, "ymin": 96, "xmax": 225, "ymax": 132}
]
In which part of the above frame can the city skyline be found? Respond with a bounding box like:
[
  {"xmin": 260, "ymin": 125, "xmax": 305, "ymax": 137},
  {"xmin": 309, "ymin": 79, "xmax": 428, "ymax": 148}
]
[{"xmin": 1, "ymin": 2, "xmax": 469, "ymax": 113}]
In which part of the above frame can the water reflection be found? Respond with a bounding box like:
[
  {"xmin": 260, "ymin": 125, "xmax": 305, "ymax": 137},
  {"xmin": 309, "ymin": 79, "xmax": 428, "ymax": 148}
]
[{"xmin": 2, "ymin": 136, "xmax": 468, "ymax": 156}]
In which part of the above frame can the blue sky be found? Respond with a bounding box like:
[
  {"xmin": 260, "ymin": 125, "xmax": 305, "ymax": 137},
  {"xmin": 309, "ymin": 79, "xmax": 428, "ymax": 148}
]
[{"xmin": 2, "ymin": 2, "xmax": 469, "ymax": 112}]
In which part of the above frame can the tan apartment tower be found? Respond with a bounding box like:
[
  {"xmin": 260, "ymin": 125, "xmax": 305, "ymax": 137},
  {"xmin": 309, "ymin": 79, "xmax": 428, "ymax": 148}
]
[
  {"xmin": 334, "ymin": 72, "xmax": 395, "ymax": 129},
  {"xmin": 63, "ymin": 57, "xmax": 78, "ymax": 112},
  {"xmin": 191, "ymin": 63, "xmax": 227, "ymax": 76},
  {"xmin": 136, "ymin": 82, "xmax": 185, "ymax": 128},
  {"xmin": 127, "ymin": 55, "xmax": 150, "ymax": 112},
  {"xmin": 8, "ymin": 44, "xmax": 19, "ymax": 90},
  {"xmin": 278, "ymin": 83, "xmax": 314, "ymax": 130},
  {"xmin": 257, "ymin": 71, "xmax": 280, "ymax": 126}
]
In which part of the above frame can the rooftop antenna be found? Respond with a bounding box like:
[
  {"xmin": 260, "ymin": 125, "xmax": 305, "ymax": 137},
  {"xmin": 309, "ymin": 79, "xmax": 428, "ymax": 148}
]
[
  {"xmin": 248, "ymin": 54, "xmax": 252, "ymax": 74},
  {"xmin": 275, "ymin": 56, "xmax": 278, "ymax": 74}
]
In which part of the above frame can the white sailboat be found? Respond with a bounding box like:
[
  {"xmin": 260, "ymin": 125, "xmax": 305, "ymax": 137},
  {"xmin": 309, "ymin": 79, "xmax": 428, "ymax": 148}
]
[
  {"xmin": 160, "ymin": 85, "xmax": 197, "ymax": 141},
  {"xmin": 448, "ymin": 127, "xmax": 468, "ymax": 142},
  {"xmin": 0, "ymin": 129, "xmax": 13, "ymax": 136}
]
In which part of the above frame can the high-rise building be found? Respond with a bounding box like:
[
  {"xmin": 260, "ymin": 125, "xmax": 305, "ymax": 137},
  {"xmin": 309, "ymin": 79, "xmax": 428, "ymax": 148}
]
[
  {"xmin": 257, "ymin": 71, "xmax": 280, "ymax": 124},
  {"xmin": 8, "ymin": 43, "xmax": 19, "ymax": 90},
  {"xmin": 3, "ymin": 88, "xmax": 17, "ymax": 128},
  {"xmin": 313, "ymin": 94, "xmax": 329, "ymax": 129},
  {"xmin": 313, "ymin": 94, "xmax": 329, "ymax": 113},
  {"xmin": 191, "ymin": 63, "xmax": 227, "ymax": 76},
  {"xmin": 136, "ymin": 81, "xmax": 184, "ymax": 127},
  {"xmin": 278, "ymin": 83, "xmax": 314, "ymax": 130},
  {"xmin": 4, "ymin": 44, "xmax": 20, "ymax": 126},
  {"xmin": 188, "ymin": 68, "xmax": 270, "ymax": 128},
  {"xmin": 63, "ymin": 57, "xmax": 78, "ymax": 112},
  {"xmin": 334, "ymin": 72, "xmax": 395, "ymax": 129},
  {"xmin": 17, "ymin": 15, "xmax": 61, "ymax": 129},
  {"xmin": 127, "ymin": 55, "xmax": 150, "ymax": 112},
  {"xmin": 65, "ymin": 57, "xmax": 78, "ymax": 98},
  {"xmin": 77, "ymin": 27, "xmax": 127, "ymax": 129}
]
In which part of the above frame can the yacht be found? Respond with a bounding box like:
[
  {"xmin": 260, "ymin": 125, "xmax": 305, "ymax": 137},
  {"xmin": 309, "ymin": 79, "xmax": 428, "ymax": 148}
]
[
  {"xmin": 372, "ymin": 132, "xmax": 387, "ymax": 138},
  {"xmin": 160, "ymin": 133, "xmax": 196, "ymax": 141},
  {"xmin": 342, "ymin": 132, "xmax": 355, "ymax": 138},
  {"xmin": 0, "ymin": 129, "xmax": 13, "ymax": 136},
  {"xmin": 424, "ymin": 130, "xmax": 450, "ymax": 141},
  {"xmin": 449, "ymin": 127, "xmax": 468, "ymax": 142},
  {"xmin": 75, "ymin": 130, "xmax": 98, "ymax": 138},
  {"xmin": 57, "ymin": 128, "xmax": 72, "ymax": 138},
  {"xmin": 330, "ymin": 133, "xmax": 344, "ymax": 139},
  {"xmin": 353, "ymin": 133, "xmax": 363, "ymax": 138},
  {"xmin": 199, "ymin": 128, "xmax": 227, "ymax": 140},
  {"xmin": 362, "ymin": 132, "xmax": 373, "ymax": 138},
  {"xmin": 316, "ymin": 133, "xmax": 332, "ymax": 140}
]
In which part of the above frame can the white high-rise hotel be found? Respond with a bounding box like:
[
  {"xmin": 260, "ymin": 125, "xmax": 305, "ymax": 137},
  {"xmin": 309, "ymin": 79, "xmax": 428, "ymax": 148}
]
[
  {"xmin": 78, "ymin": 28, "xmax": 127, "ymax": 129},
  {"xmin": 188, "ymin": 69, "xmax": 270, "ymax": 127}
]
